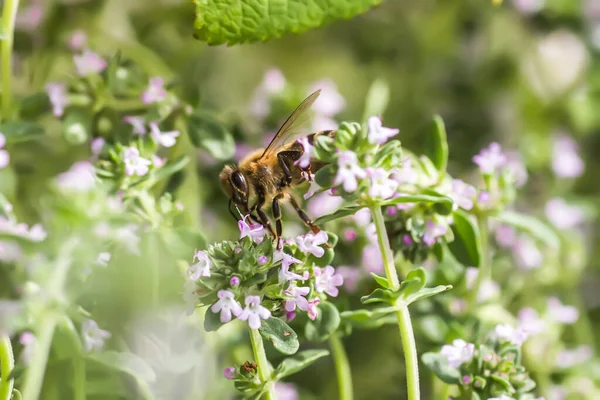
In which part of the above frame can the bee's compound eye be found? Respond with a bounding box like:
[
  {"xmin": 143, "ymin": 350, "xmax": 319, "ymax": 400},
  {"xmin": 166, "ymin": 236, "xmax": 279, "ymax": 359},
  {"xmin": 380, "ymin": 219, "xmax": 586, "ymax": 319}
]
[{"xmin": 230, "ymin": 171, "xmax": 248, "ymax": 195}]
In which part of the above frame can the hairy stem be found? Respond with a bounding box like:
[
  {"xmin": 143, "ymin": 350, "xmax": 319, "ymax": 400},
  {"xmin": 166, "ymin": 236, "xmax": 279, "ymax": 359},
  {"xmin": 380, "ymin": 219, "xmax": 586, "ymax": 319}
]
[
  {"xmin": 249, "ymin": 328, "xmax": 276, "ymax": 400},
  {"xmin": 370, "ymin": 206, "xmax": 420, "ymax": 400},
  {"xmin": 21, "ymin": 239, "xmax": 78, "ymax": 400},
  {"xmin": 329, "ymin": 335, "xmax": 353, "ymax": 400},
  {"xmin": 0, "ymin": 335, "xmax": 15, "ymax": 400},
  {"xmin": 467, "ymin": 216, "xmax": 489, "ymax": 312},
  {"xmin": 1, "ymin": 0, "xmax": 19, "ymax": 120}
]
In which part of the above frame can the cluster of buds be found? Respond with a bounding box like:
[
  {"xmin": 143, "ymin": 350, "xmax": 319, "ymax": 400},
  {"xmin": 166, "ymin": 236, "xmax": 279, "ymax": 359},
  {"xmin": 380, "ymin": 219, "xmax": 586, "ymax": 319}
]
[{"xmin": 184, "ymin": 218, "xmax": 343, "ymax": 329}]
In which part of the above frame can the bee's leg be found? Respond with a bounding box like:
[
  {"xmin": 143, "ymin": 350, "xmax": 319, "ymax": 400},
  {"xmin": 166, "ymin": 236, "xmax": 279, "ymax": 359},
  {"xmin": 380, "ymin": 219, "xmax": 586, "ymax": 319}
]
[
  {"xmin": 277, "ymin": 151, "xmax": 302, "ymax": 187},
  {"xmin": 272, "ymin": 193, "xmax": 285, "ymax": 248},
  {"xmin": 255, "ymin": 190, "xmax": 276, "ymax": 237},
  {"xmin": 288, "ymin": 195, "xmax": 321, "ymax": 235}
]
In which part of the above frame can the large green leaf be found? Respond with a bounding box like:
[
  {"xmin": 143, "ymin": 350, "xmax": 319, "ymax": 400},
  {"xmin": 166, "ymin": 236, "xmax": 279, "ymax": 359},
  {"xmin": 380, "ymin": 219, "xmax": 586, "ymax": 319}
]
[
  {"xmin": 259, "ymin": 317, "xmax": 299, "ymax": 355},
  {"xmin": 305, "ymin": 301, "xmax": 340, "ymax": 343},
  {"xmin": 88, "ymin": 351, "xmax": 156, "ymax": 383},
  {"xmin": 274, "ymin": 349, "xmax": 330, "ymax": 380},
  {"xmin": 313, "ymin": 205, "xmax": 363, "ymax": 225},
  {"xmin": 448, "ymin": 210, "xmax": 482, "ymax": 267},
  {"xmin": 193, "ymin": 0, "xmax": 384, "ymax": 45}
]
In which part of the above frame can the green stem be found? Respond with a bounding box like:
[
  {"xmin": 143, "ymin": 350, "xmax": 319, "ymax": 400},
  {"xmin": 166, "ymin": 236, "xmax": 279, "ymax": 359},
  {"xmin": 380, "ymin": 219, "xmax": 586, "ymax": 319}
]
[
  {"xmin": 329, "ymin": 335, "xmax": 353, "ymax": 400},
  {"xmin": 59, "ymin": 318, "xmax": 86, "ymax": 400},
  {"xmin": 1, "ymin": 0, "xmax": 19, "ymax": 120},
  {"xmin": 0, "ymin": 335, "xmax": 15, "ymax": 400},
  {"xmin": 466, "ymin": 216, "xmax": 489, "ymax": 312},
  {"xmin": 249, "ymin": 329, "xmax": 276, "ymax": 400},
  {"xmin": 370, "ymin": 206, "xmax": 400, "ymax": 290},
  {"xmin": 21, "ymin": 240, "xmax": 77, "ymax": 400},
  {"xmin": 370, "ymin": 206, "xmax": 420, "ymax": 400},
  {"xmin": 396, "ymin": 303, "xmax": 420, "ymax": 400}
]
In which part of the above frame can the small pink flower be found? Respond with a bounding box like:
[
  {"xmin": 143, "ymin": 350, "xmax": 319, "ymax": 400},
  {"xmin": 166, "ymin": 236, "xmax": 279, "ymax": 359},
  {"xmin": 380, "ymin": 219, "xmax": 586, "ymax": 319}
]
[
  {"xmin": 238, "ymin": 215, "xmax": 266, "ymax": 243},
  {"xmin": 141, "ymin": 77, "xmax": 167, "ymax": 104},
  {"xmin": 333, "ymin": 151, "xmax": 366, "ymax": 192},
  {"xmin": 15, "ymin": 3, "xmax": 44, "ymax": 32},
  {"xmin": 275, "ymin": 382, "xmax": 299, "ymax": 400},
  {"xmin": 73, "ymin": 50, "xmax": 107, "ymax": 76},
  {"xmin": 277, "ymin": 260, "xmax": 307, "ymax": 285},
  {"xmin": 296, "ymin": 231, "xmax": 328, "ymax": 257},
  {"xmin": 123, "ymin": 147, "xmax": 151, "ymax": 177},
  {"xmin": 19, "ymin": 331, "xmax": 36, "ymax": 364},
  {"xmin": 257, "ymin": 255, "xmax": 268, "ymax": 265},
  {"xmin": 314, "ymin": 266, "xmax": 344, "ymax": 297},
  {"xmin": 223, "ymin": 366, "xmax": 236, "ymax": 380},
  {"xmin": 545, "ymin": 198, "xmax": 585, "ymax": 229},
  {"xmin": 505, "ymin": 151, "xmax": 528, "ymax": 187},
  {"xmin": 423, "ymin": 221, "xmax": 447, "ymax": 246},
  {"xmin": 440, "ymin": 339, "xmax": 474, "ymax": 368},
  {"xmin": 238, "ymin": 296, "xmax": 271, "ymax": 329},
  {"xmin": 552, "ymin": 134, "xmax": 584, "ymax": 178},
  {"xmin": 472, "ymin": 142, "xmax": 507, "ymax": 174},
  {"xmin": 82, "ymin": 319, "xmax": 111, "ymax": 352},
  {"xmin": 91, "ymin": 137, "xmax": 105, "ymax": 156},
  {"xmin": 362, "ymin": 244, "xmax": 384, "ymax": 274},
  {"xmin": 150, "ymin": 122, "xmax": 180, "ymax": 148},
  {"xmin": 307, "ymin": 191, "xmax": 343, "ymax": 218},
  {"xmin": 153, "ymin": 157, "xmax": 165, "ymax": 168},
  {"xmin": 512, "ymin": 0, "xmax": 544, "ymax": 15},
  {"xmin": 512, "ymin": 236, "xmax": 542, "ymax": 270},
  {"xmin": 45, "ymin": 83, "xmax": 67, "ymax": 117},
  {"xmin": 284, "ymin": 286, "xmax": 310, "ymax": 312},
  {"xmin": 555, "ymin": 345, "xmax": 593, "ymax": 368},
  {"xmin": 187, "ymin": 250, "xmax": 211, "ymax": 280},
  {"xmin": 307, "ymin": 298, "xmax": 321, "ymax": 321},
  {"xmin": 211, "ymin": 290, "xmax": 243, "ymax": 323},
  {"xmin": 343, "ymin": 228, "xmax": 357, "ymax": 242},
  {"xmin": 230, "ymin": 276, "xmax": 240, "ymax": 287},
  {"xmin": 56, "ymin": 161, "xmax": 96, "ymax": 193},
  {"xmin": 392, "ymin": 159, "xmax": 418, "ymax": 185},
  {"xmin": 494, "ymin": 324, "xmax": 529, "ymax": 346},
  {"xmin": 366, "ymin": 167, "xmax": 398, "ymax": 199},
  {"xmin": 547, "ymin": 297, "xmax": 579, "ymax": 324},
  {"xmin": 261, "ymin": 68, "xmax": 286, "ymax": 94},
  {"xmin": 518, "ymin": 307, "xmax": 547, "ymax": 336},
  {"xmin": 449, "ymin": 179, "xmax": 477, "ymax": 210},
  {"xmin": 367, "ymin": 116, "xmax": 399, "ymax": 145},
  {"xmin": 336, "ymin": 266, "xmax": 361, "ymax": 293},
  {"xmin": 69, "ymin": 30, "xmax": 87, "ymax": 51},
  {"xmin": 124, "ymin": 116, "xmax": 147, "ymax": 135},
  {"xmin": 295, "ymin": 137, "xmax": 313, "ymax": 169}
]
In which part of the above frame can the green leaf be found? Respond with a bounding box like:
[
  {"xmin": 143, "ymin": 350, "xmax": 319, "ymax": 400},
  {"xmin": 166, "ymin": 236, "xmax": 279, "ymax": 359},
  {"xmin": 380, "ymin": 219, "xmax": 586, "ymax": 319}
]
[
  {"xmin": 340, "ymin": 306, "xmax": 396, "ymax": 322},
  {"xmin": 88, "ymin": 351, "xmax": 156, "ymax": 383},
  {"xmin": 193, "ymin": 0, "xmax": 384, "ymax": 46},
  {"xmin": 187, "ymin": 112, "xmax": 235, "ymax": 160},
  {"xmin": 274, "ymin": 349, "xmax": 330, "ymax": 380},
  {"xmin": 314, "ymin": 164, "xmax": 337, "ymax": 188},
  {"xmin": 424, "ymin": 115, "xmax": 448, "ymax": 173},
  {"xmin": 305, "ymin": 301, "xmax": 340, "ymax": 343},
  {"xmin": 313, "ymin": 205, "xmax": 363, "ymax": 225},
  {"xmin": 203, "ymin": 307, "xmax": 224, "ymax": 332},
  {"xmin": 360, "ymin": 288, "xmax": 399, "ymax": 305},
  {"xmin": 362, "ymin": 79, "xmax": 390, "ymax": 123},
  {"xmin": 0, "ymin": 121, "xmax": 44, "ymax": 143},
  {"xmin": 19, "ymin": 92, "xmax": 50, "ymax": 119},
  {"xmin": 405, "ymin": 285, "xmax": 452, "ymax": 305},
  {"xmin": 398, "ymin": 267, "xmax": 426, "ymax": 298},
  {"xmin": 259, "ymin": 317, "xmax": 299, "ymax": 355},
  {"xmin": 448, "ymin": 210, "xmax": 482, "ymax": 267},
  {"xmin": 494, "ymin": 210, "xmax": 560, "ymax": 250},
  {"xmin": 421, "ymin": 352, "xmax": 460, "ymax": 384},
  {"xmin": 380, "ymin": 193, "xmax": 453, "ymax": 216},
  {"xmin": 150, "ymin": 155, "xmax": 190, "ymax": 182},
  {"xmin": 370, "ymin": 272, "xmax": 389, "ymax": 288}
]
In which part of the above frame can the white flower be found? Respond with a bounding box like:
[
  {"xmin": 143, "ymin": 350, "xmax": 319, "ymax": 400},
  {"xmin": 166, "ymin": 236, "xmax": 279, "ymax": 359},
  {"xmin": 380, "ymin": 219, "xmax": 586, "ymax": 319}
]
[
  {"xmin": 238, "ymin": 215, "xmax": 266, "ymax": 243},
  {"xmin": 555, "ymin": 345, "xmax": 593, "ymax": 368},
  {"xmin": 187, "ymin": 250, "xmax": 211, "ymax": 280},
  {"xmin": 423, "ymin": 221, "xmax": 447, "ymax": 246},
  {"xmin": 73, "ymin": 50, "xmax": 107, "ymax": 76},
  {"xmin": 56, "ymin": 161, "xmax": 96, "ymax": 193},
  {"xmin": 82, "ymin": 319, "xmax": 111, "ymax": 352},
  {"xmin": 392, "ymin": 159, "xmax": 419, "ymax": 185},
  {"xmin": 211, "ymin": 290, "xmax": 243, "ymax": 323},
  {"xmin": 517, "ymin": 307, "xmax": 547, "ymax": 336},
  {"xmin": 367, "ymin": 116, "xmax": 399, "ymax": 145},
  {"xmin": 547, "ymin": 297, "xmax": 579, "ymax": 324},
  {"xmin": 439, "ymin": 339, "xmax": 474, "ymax": 368},
  {"xmin": 494, "ymin": 323, "xmax": 529, "ymax": 346},
  {"xmin": 314, "ymin": 266, "xmax": 344, "ymax": 297},
  {"xmin": 552, "ymin": 134, "xmax": 584, "ymax": 178},
  {"xmin": 512, "ymin": 236, "xmax": 543, "ymax": 270},
  {"xmin": 449, "ymin": 179, "xmax": 477, "ymax": 210},
  {"xmin": 95, "ymin": 252, "xmax": 111, "ymax": 267},
  {"xmin": 141, "ymin": 77, "xmax": 167, "ymax": 104},
  {"xmin": 545, "ymin": 198, "xmax": 585, "ymax": 229},
  {"xmin": 296, "ymin": 231, "xmax": 328, "ymax": 257},
  {"xmin": 45, "ymin": 83, "xmax": 67, "ymax": 117},
  {"xmin": 238, "ymin": 296, "xmax": 271, "ymax": 329},
  {"xmin": 294, "ymin": 137, "xmax": 313, "ymax": 169},
  {"xmin": 303, "ymin": 178, "xmax": 321, "ymax": 200},
  {"xmin": 123, "ymin": 147, "xmax": 152, "ymax": 177},
  {"xmin": 124, "ymin": 116, "xmax": 147, "ymax": 135},
  {"xmin": 284, "ymin": 286, "xmax": 310, "ymax": 312},
  {"xmin": 150, "ymin": 122, "xmax": 180, "ymax": 148},
  {"xmin": 333, "ymin": 151, "xmax": 366, "ymax": 192},
  {"xmin": 472, "ymin": 142, "xmax": 507, "ymax": 174},
  {"xmin": 366, "ymin": 167, "xmax": 398, "ymax": 199},
  {"xmin": 465, "ymin": 267, "xmax": 500, "ymax": 303}
]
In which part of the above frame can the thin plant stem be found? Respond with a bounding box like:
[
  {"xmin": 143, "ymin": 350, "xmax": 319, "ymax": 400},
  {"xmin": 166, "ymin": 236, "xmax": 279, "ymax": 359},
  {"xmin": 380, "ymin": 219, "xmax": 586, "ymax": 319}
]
[
  {"xmin": 249, "ymin": 328, "xmax": 276, "ymax": 400},
  {"xmin": 370, "ymin": 206, "xmax": 420, "ymax": 400},
  {"xmin": 59, "ymin": 317, "xmax": 86, "ymax": 400},
  {"xmin": 396, "ymin": 304, "xmax": 420, "ymax": 400},
  {"xmin": 21, "ymin": 239, "xmax": 78, "ymax": 400},
  {"xmin": 466, "ymin": 216, "xmax": 489, "ymax": 312},
  {"xmin": 329, "ymin": 334, "xmax": 353, "ymax": 400},
  {"xmin": 0, "ymin": 335, "xmax": 15, "ymax": 400},
  {"xmin": 1, "ymin": 0, "xmax": 20, "ymax": 120}
]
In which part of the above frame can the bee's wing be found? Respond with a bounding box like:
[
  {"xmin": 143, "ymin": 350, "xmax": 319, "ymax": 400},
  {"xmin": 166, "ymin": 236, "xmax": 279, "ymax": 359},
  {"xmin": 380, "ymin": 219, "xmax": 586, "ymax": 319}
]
[{"xmin": 259, "ymin": 89, "xmax": 321, "ymax": 159}]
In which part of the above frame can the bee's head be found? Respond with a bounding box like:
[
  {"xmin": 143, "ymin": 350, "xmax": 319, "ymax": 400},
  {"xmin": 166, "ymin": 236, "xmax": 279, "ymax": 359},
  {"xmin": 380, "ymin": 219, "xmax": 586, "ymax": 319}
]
[{"xmin": 220, "ymin": 165, "xmax": 249, "ymax": 219}]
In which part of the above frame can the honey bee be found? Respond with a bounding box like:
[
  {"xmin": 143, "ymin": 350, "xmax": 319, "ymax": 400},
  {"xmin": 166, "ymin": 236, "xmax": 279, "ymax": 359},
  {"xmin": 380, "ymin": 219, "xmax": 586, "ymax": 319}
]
[{"xmin": 219, "ymin": 89, "xmax": 336, "ymax": 246}]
